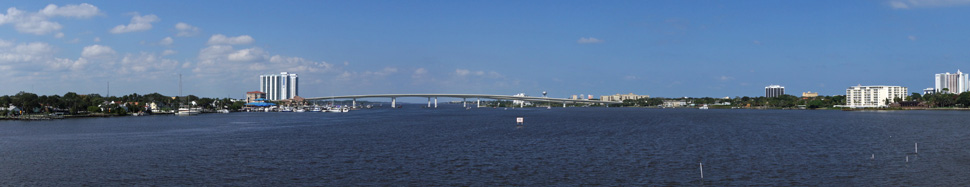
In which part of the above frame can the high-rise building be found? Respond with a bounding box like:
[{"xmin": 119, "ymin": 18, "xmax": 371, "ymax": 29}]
[
  {"xmin": 259, "ymin": 72, "xmax": 299, "ymax": 101},
  {"xmin": 765, "ymin": 85, "xmax": 785, "ymax": 97},
  {"xmin": 934, "ymin": 70, "xmax": 969, "ymax": 94},
  {"xmin": 845, "ymin": 85, "xmax": 907, "ymax": 108}
]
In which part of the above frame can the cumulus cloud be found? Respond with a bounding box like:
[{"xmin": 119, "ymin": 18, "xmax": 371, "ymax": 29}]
[
  {"xmin": 162, "ymin": 49, "xmax": 177, "ymax": 56},
  {"xmin": 194, "ymin": 45, "xmax": 335, "ymax": 79},
  {"xmin": 81, "ymin": 44, "xmax": 116, "ymax": 59},
  {"xmin": 455, "ymin": 68, "xmax": 503, "ymax": 78},
  {"xmin": 54, "ymin": 32, "xmax": 64, "ymax": 38},
  {"xmin": 0, "ymin": 40, "xmax": 86, "ymax": 72},
  {"xmin": 109, "ymin": 13, "xmax": 159, "ymax": 34},
  {"xmin": 0, "ymin": 3, "xmax": 100, "ymax": 35},
  {"xmin": 159, "ymin": 36, "xmax": 173, "ymax": 45},
  {"xmin": 175, "ymin": 22, "xmax": 200, "ymax": 37},
  {"xmin": 207, "ymin": 34, "xmax": 254, "ymax": 45},
  {"xmin": 577, "ymin": 37, "xmax": 604, "ymax": 44},
  {"xmin": 227, "ymin": 48, "xmax": 267, "ymax": 62},
  {"xmin": 39, "ymin": 3, "xmax": 101, "ymax": 18},
  {"xmin": 890, "ymin": 0, "xmax": 970, "ymax": 9},
  {"xmin": 118, "ymin": 52, "xmax": 180, "ymax": 75}
]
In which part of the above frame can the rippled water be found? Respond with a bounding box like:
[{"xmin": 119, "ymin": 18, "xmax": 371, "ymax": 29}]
[{"xmin": 1, "ymin": 105, "xmax": 969, "ymax": 186}]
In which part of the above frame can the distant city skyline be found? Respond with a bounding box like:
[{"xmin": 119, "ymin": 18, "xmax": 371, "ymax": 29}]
[{"xmin": 1, "ymin": 1, "xmax": 969, "ymax": 99}]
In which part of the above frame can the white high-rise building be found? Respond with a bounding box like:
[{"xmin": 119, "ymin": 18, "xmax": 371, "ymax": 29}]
[
  {"xmin": 934, "ymin": 70, "xmax": 969, "ymax": 94},
  {"xmin": 765, "ymin": 85, "xmax": 785, "ymax": 97},
  {"xmin": 259, "ymin": 72, "xmax": 299, "ymax": 101},
  {"xmin": 845, "ymin": 85, "xmax": 907, "ymax": 108}
]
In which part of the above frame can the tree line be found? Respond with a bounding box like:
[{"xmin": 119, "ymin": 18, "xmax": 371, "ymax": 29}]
[{"xmin": 0, "ymin": 92, "xmax": 244, "ymax": 115}]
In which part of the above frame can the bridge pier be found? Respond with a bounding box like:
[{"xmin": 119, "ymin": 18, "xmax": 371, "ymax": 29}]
[
  {"xmin": 477, "ymin": 98, "xmax": 480, "ymax": 108},
  {"xmin": 463, "ymin": 98, "xmax": 467, "ymax": 108},
  {"xmin": 392, "ymin": 97, "xmax": 396, "ymax": 108},
  {"xmin": 352, "ymin": 98, "xmax": 356, "ymax": 108},
  {"xmin": 434, "ymin": 97, "xmax": 438, "ymax": 108},
  {"xmin": 563, "ymin": 102, "xmax": 566, "ymax": 108},
  {"xmin": 427, "ymin": 97, "xmax": 431, "ymax": 108}
]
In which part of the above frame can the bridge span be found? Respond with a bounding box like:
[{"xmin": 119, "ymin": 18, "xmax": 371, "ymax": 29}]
[{"xmin": 304, "ymin": 94, "xmax": 622, "ymax": 108}]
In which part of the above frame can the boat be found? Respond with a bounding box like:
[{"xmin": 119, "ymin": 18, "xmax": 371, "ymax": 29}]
[
  {"xmin": 217, "ymin": 109, "xmax": 230, "ymax": 113},
  {"xmin": 699, "ymin": 104, "xmax": 709, "ymax": 110},
  {"xmin": 295, "ymin": 108, "xmax": 306, "ymax": 112},
  {"xmin": 327, "ymin": 106, "xmax": 350, "ymax": 113},
  {"xmin": 310, "ymin": 107, "xmax": 323, "ymax": 112},
  {"xmin": 176, "ymin": 107, "xmax": 201, "ymax": 115}
]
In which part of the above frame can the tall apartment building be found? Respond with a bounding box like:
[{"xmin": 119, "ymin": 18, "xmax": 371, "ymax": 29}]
[
  {"xmin": 935, "ymin": 70, "xmax": 969, "ymax": 94},
  {"xmin": 765, "ymin": 85, "xmax": 785, "ymax": 97},
  {"xmin": 259, "ymin": 72, "xmax": 299, "ymax": 101},
  {"xmin": 845, "ymin": 85, "xmax": 907, "ymax": 108}
]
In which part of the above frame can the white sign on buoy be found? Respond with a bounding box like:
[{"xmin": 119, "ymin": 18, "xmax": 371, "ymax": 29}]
[{"xmin": 516, "ymin": 117, "xmax": 524, "ymax": 124}]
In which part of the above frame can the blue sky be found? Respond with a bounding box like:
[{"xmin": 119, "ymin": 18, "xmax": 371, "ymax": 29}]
[{"xmin": 1, "ymin": 0, "xmax": 969, "ymax": 99}]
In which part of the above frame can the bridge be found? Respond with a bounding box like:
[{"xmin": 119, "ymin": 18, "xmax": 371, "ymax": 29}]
[{"xmin": 304, "ymin": 94, "xmax": 622, "ymax": 108}]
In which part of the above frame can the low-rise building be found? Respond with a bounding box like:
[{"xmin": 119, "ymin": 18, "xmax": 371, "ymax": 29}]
[
  {"xmin": 845, "ymin": 85, "xmax": 908, "ymax": 108},
  {"xmin": 802, "ymin": 91, "xmax": 818, "ymax": 98},
  {"xmin": 600, "ymin": 93, "xmax": 650, "ymax": 102},
  {"xmin": 246, "ymin": 91, "xmax": 266, "ymax": 103}
]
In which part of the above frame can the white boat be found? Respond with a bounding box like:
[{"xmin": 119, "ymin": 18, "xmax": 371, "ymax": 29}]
[
  {"xmin": 217, "ymin": 109, "xmax": 230, "ymax": 113},
  {"xmin": 327, "ymin": 107, "xmax": 350, "ymax": 113},
  {"xmin": 176, "ymin": 107, "xmax": 201, "ymax": 115},
  {"xmin": 699, "ymin": 105, "xmax": 709, "ymax": 110},
  {"xmin": 295, "ymin": 109, "xmax": 306, "ymax": 112},
  {"xmin": 310, "ymin": 107, "xmax": 323, "ymax": 112}
]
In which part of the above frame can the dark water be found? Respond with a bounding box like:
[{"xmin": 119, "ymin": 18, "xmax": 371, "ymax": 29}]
[{"xmin": 2, "ymin": 105, "xmax": 969, "ymax": 186}]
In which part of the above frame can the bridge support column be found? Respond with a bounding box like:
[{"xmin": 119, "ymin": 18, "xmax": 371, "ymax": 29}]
[
  {"xmin": 463, "ymin": 98, "xmax": 467, "ymax": 108},
  {"xmin": 392, "ymin": 97, "xmax": 396, "ymax": 108},
  {"xmin": 428, "ymin": 97, "xmax": 431, "ymax": 108},
  {"xmin": 352, "ymin": 98, "xmax": 356, "ymax": 109},
  {"xmin": 434, "ymin": 97, "xmax": 438, "ymax": 108},
  {"xmin": 477, "ymin": 98, "xmax": 480, "ymax": 108},
  {"xmin": 520, "ymin": 101, "xmax": 524, "ymax": 108},
  {"xmin": 563, "ymin": 102, "xmax": 566, "ymax": 108}
]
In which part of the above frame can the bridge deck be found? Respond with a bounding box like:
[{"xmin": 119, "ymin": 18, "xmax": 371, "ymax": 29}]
[{"xmin": 304, "ymin": 94, "xmax": 622, "ymax": 104}]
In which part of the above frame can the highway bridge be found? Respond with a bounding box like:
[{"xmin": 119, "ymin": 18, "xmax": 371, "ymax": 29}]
[{"xmin": 304, "ymin": 94, "xmax": 622, "ymax": 108}]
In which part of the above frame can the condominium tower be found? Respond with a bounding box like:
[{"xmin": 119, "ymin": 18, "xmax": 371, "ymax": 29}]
[
  {"xmin": 765, "ymin": 85, "xmax": 785, "ymax": 97},
  {"xmin": 935, "ymin": 70, "xmax": 969, "ymax": 94},
  {"xmin": 845, "ymin": 85, "xmax": 907, "ymax": 108},
  {"xmin": 259, "ymin": 72, "xmax": 299, "ymax": 101}
]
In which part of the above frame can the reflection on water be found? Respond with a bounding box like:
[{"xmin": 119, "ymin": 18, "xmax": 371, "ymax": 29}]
[{"xmin": 1, "ymin": 106, "xmax": 968, "ymax": 186}]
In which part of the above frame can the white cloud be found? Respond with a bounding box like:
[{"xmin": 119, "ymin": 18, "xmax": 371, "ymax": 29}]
[
  {"xmin": 159, "ymin": 36, "xmax": 173, "ymax": 45},
  {"xmin": 93, "ymin": 37, "xmax": 100, "ymax": 42},
  {"xmin": 455, "ymin": 68, "xmax": 503, "ymax": 78},
  {"xmin": 175, "ymin": 22, "xmax": 200, "ymax": 37},
  {"xmin": 0, "ymin": 40, "xmax": 87, "ymax": 72},
  {"xmin": 118, "ymin": 52, "xmax": 180, "ymax": 75},
  {"xmin": 227, "ymin": 48, "xmax": 266, "ymax": 62},
  {"xmin": 207, "ymin": 34, "xmax": 254, "ymax": 45},
  {"xmin": 889, "ymin": 0, "xmax": 970, "ymax": 9},
  {"xmin": 39, "ymin": 3, "xmax": 100, "ymax": 18},
  {"xmin": 81, "ymin": 44, "xmax": 116, "ymax": 59},
  {"xmin": 54, "ymin": 32, "xmax": 64, "ymax": 38},
  {"xmin": 109, "ymin": 13, "xmax": 159, "ymax": 34},
  {"xmin": 908, "ymin": 35, "xmax": 918, "ymax": 41},
  {"xmin": 577, "ymin": 37, "xmax": 604, "ymax": 44},
  {"xmin": 624, "ymin": 75, "xmax": 638, "ymax": 80},
  {"xmin": 718, "ymin": 75, "xmax": 734, "ymax": 81},
  {"xmin": 0, "ymin": 3, "xmax": 101, "ymax": 35},
  {"xmin": 162, "ymin": 49, "xmax": 177, "ymax": 56}
]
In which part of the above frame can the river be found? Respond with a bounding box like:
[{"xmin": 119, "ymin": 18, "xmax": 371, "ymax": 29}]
[{"xmin": 1, "ymin": 105, "xmax": 968, "ymax": 186}]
